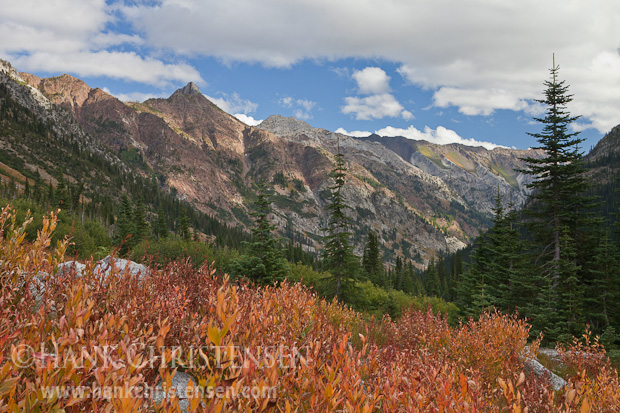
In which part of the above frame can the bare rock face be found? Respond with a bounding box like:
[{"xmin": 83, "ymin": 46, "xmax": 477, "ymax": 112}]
[{"xmin": 175, "ymin": 82, "xmax": 202, "ymax": 96}]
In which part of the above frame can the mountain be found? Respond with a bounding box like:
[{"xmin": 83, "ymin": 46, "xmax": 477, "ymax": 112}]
[
  {"xmin": 359, "ymin": 134, "xmax": 543, "ymax": 214},
  {"xmin": 4, "ymin": 60, "xmax": 547, "ymax": 266},
  {"xmin": 584, "ymin": 124, "xmax": 620, "ymax": 222}
]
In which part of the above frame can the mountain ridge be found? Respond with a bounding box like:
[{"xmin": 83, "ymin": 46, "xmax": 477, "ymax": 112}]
[{"xmin": 5, "ymin": 64, "xmax": 549, "ymax": 265}]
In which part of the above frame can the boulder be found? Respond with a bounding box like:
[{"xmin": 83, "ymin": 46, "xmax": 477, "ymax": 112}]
[
  {"xmin": 523, "ymin": 357, "xmax": 567, "ymax": 391},
  {"xmin": 56, "ymin": 256, "xmax": 149, "ymax": 278},
  {"xmin": 153, "ymin": 371, "xmax": 199, "ymax": 412},
  {"xmin": 95, "ymin": 255, "xmax": 149, "ymax": 278},
  {"xmin": 521, "ymin": 347, "xmax": 567, "ymax": 391}
]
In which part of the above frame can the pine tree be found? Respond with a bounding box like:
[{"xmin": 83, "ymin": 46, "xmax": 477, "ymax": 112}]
[
  {"xmin": 362, "ymin": 230, "xmax": 383, "ymax": 285},
  {"xmin": 321, "ymin": 151, "xmax": 359, "ymax": 301},
  {"xmin": 155, "ymin": 204, "xmax": 168, "ymax": 239},
  {"xmin": 178, "ymin": 207, "xmax": 191, "ymax": 241},
  {"xmin": 457, "ymin": 231, "xmax": 492, "ymax": 317},
  {"xmin": 424, "ymin": 258, "xmax": 441, "ymax": 297},
  {"xmin": 520, "ymin": 59, "xmax": 596, "ymax": 339},
  {"xmin": 231, "ymin": 183, "xmax": 289, "ymax": 285},
  {"xmin": 115, "ymin": 194, "xmax": 134, "ymax": 255},
  {"xmin": 55, "ymin": 174, "xmax": 69, "ymax": 209},
  {"xmin": 133, "ymin": 196, "xmax": 149, "ymax": 243},
  {"xmin": 23, "ymin": 179, "xmax": 30, "ymax": 198},
  {"xmin": 70, "ymin": 182, "xmax": 84, "ymax": 212}
]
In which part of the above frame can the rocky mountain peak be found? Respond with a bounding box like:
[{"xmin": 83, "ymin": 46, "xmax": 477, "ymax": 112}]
[
  {"xmin": 177, "ymin": 82, "xmax": 202, "ymax": 96},
  {"xmin": 259, "ymin": 115, "xmax": 317, "ymax": 138}
]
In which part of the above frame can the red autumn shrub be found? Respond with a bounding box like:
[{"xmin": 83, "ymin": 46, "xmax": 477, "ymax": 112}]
[{"xmin": 0, "ymin": 205, "xmax": 619, "ymax": 412}]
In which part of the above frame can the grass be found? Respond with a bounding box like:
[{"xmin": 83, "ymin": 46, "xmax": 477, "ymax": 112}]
[
  {"xmin": 417, "ymin": 145, "xmax": 447, "ymax": 168},
  {"xmin": 444, "ymin": 151, "xmax": 476, "ymax": 172},
  {"xmin": 491, "ymin": 163, "xmax": 519, "ymax": 188}
]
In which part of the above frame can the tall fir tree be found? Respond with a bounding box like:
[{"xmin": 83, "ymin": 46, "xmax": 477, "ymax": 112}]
[
  {"xmin": 155, "ymin": 204, "xmax": 168, "ymax": 239},
  {"xmin": 321, "ymin": 150, "xmax": 359, "ymax": 301},
  {"xmin": 55, "ymin": 174, "xmax": 70, "ymax": 209},
  {"xmin": 520, "ymin": 59, "xmax": 597, "ymax": 340},
  {"xmin": 362, "ymin": 230, "xmax": 383, "ymax": 285},
  {"xmin": 424, "ymin": 258, "xmax": 441, "ymax": 297},
  {"xmin": 133, "ymin": 196, "xmax": 149, "ymax": 243},
  {"xmin": 115, "ymin": 194, "xmax": 134, "ymax": 255},
  {"xmin": 231, "ymin": 183, "xmax": 289, "ymax": 285},
  {"xmin": 178, "ymin": 207, "xmax": 191, "ymax": 241}
]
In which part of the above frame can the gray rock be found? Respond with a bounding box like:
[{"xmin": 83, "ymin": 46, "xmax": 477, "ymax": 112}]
[
  {"xmin": 523, "ymin": 357, "xmax": 567, "ymax": 391},
  {"xmin": 521, "ymin": 347, "xmax": 567, "ymax": 391},
  {"xmin": 56, "ymin": 256, "xmax": 149, "ymax": 279},
  {"xmin": 95, "ymin": 255, "xmax": 149, "ymax": 278},
  {"xmin": 153, "ymin": 371, "xmax": 199, "ymax": 412},
  {"xmin": 56, "ymin": 261, "xmax": 86, "ymax": 276}
]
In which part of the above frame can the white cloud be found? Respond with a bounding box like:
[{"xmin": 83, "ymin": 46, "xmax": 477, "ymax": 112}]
[
  {"xmin": 335, "ymin": 127, "xmax": 372, "ymax": 137},
  {"xmin": 278, "ymin": 96, "xmax": 318, "ymax": 119},
  {"xmin": 337, "ymin": 125, "xmax": 504, "ymax": 150},
  {"xmin": 278, "ymin": 97, "xmax": 294, "ymax": 108},
  {"xmin": 4, "ymin": 0, "xmax": 620, "ymax": 133},
  {"xmin": 433, "ymin": 88, "xmax": 530, "ymax": 116},
  {"xmin": 375, "ymin": 125, "xmax": 505, "ymax": 150},
  {"xmin": 343, "ymin": 67, "xmax": 413, "ymax": 121},
  {"xmin": 353, "ymin": 67, "xmax": 391, "ymax": 94},
  {"xmin": 205, "ymin": 92, "xmax": 258, "ymax": 114},
  {"xmin": 9, "ymin": 51, "xmax": 202, "ymax": 86},
  {"xmin": 119, "ymin": 0, "xmax": 620, "ymax": 133},
  {"xmin": 234, "ymin": 113, "xmax": 263, "ymax": 126},
  {"xmin": 343, "ymin": 93, "xmax": 412, "ymax": 121},
  {"xmin": 102, "ymin": 88, "xmax": 166, "ymax": 102},
  {"xmin": 0, "ymin": 0, "xmax": 201, "ymax": 86}
]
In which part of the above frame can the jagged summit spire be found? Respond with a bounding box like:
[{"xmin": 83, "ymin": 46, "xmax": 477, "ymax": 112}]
[{"xmin": 178, "ymin": 82, "xmax": 201, "ymax": 95}]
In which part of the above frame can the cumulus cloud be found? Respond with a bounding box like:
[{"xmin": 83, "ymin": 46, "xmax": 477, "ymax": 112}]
[
  {"xmin": 335, "ymin": 127, "xmax": 372, "ymax": 138},
  {"xmin": 10, "ymin": 51, "xmax": 202, "ymax": 86},
  {"xmin": 118, "ymin": 0, "xmax": 620, "ymax": 133},
  {"xmin": 234, "ymin": 114, "xmax": 263, "ymax": 126},
  {"xmin": 4, "ymin": 0, "xmax": 620, "ymax": 133},
  {"xmin": 102, "ymin": 88, "xmax": 167, "ymax": 103},
  {"xmin": 343, "ymin": 67, "xmax": 413, "ymax": 121},
  {"xmin": 337, "ymin": 125, "xmax": 503, "ymax": 150},
  {"xmin": 205, "ymin": 92, "xmax": 258, "ymax": 114},
  {"xmin": 343, "ymin": 94, "xmax": 412, "ymax": 121},
  {"xmin": 353, "ymin": 67, "xmax": 391, "ymax": 94},
  {"xmin": 278, "ymin": 96, "xmax": 318, "ymax": 120},
  {"xmin": 433, "ymin": 88, "xmax": 530, "ymax": 116},
  {"xmin": 0, "ymin": 0, "xmax": 202, "ymax": 86}
]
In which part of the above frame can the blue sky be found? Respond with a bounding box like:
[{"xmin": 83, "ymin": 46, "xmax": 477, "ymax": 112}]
[{"xmin": 2, "ymin": 0, "xmax": 619, "ymax": 150}]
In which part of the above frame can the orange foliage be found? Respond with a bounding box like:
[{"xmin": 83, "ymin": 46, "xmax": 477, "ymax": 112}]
[{"xmin": 0, "ymin": 205, "xmax": 619, "ymax": 411}]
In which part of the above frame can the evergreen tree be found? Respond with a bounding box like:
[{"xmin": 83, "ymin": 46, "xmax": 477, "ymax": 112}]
[
  {"xmin": 520, "ymin": 59, "xmax": 596, "ymax": 339},
  {"xmin": 178, "ymin": 207, "xmax": 191, "ymax": 241},
  {"xmin": 133, "ymin": 196, "xmax": 149, "ymax": 243},
  {"xmin": 321, "ymin": 151, "xmax": 359, "ymax": 301},
  {"xmin": 424, "ymin": 258, "xmax": 441, "ymax": 297},
  {"xmin": 155, "ymin": 204, "xmax": 168, "ymax": 239},
  {"xmin": 584, "ymin": 230, "xmax": 620, "ymax": 332},
  {"xmin": 47, "ymin": 180, "xmax": 54, "ymax": 206},
  {"xmin": 457, "ymin": 231, "xmax": 492, "ymax": 317},
  {"xmin": 70, "ymin": 182, "xmax": 84, "ymax": 212},
  {"xmin": 231, "ymin": 183, "xmax": 289, "ymax": 285},
  {"xmin": 115, "ymin": 194, "xmax": 134, "ymax": 255},
  {"xmin": 55, "ymin": 174, "xmax": 69, "ymax": 209},
  {"xmin": 362, "ymin": 230, "xmax": 383, "ymax": 285},
  {"xmin": 23, "ymin": 179, "xmax": 30, "ymax": 198}
]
